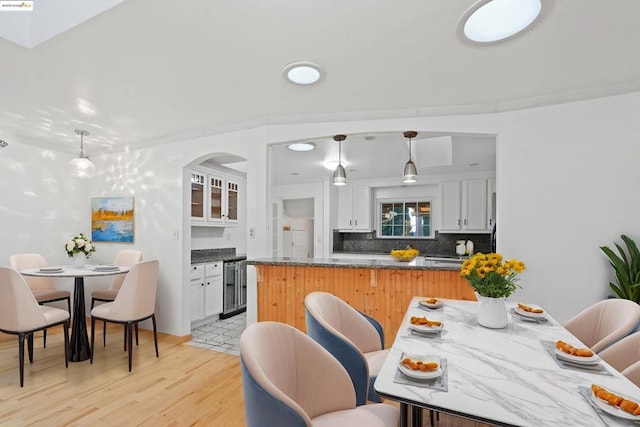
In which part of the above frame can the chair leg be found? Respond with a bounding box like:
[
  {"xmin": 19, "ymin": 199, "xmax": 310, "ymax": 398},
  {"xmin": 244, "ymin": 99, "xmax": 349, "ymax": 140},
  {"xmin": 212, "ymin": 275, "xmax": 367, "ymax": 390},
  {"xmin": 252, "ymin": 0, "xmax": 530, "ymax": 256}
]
[
  {"xmin": 18, "ymin": 333, "xmax": 25, "ymax": 387},
  {"xmin": 135, "ymin": 323, "xmax": 139, "ymax": 346},
  {"xmin": 90, "ymin": 316, "xmax": 96, "ymax": 364},
  {"xmin": 63, "ymin": 320, "xmax": 69, "ymax": 367},
  {"xmin": 103, "ymin": 321, "xmax": 107, "ymax": 347},
  {"xmin": 123, "ymin": 325, "xmax": 127, "ymax": 351},
  {"xmin": 43, "ymin": 328, "xmax": 47, "ymax": 348},
  {"xmin": 127, "ymin": 323, "xmax": 133, "ymax": 372},
  {"xmin": 152, "ymin": 314, "xmax": 159, "ymax": 357},
  {"xmin": 27, "ymin": 333, "xmax": 34, "ymax": 363}
]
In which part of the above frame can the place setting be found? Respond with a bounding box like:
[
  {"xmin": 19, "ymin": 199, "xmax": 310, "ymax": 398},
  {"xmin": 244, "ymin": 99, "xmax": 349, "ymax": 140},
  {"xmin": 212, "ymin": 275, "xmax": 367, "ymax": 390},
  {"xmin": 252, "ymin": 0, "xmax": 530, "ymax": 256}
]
[
  {"xmin": 417, "ymin": 297, "xmax": 444, "ymax": 311},
  {"xmin": 92, "ymin": 264, "xmax": 120, "ymax": 272},
  {"xmin": 541, "ymin": 339, "xmax": 613, "ymax": 375},
  {"xmin": 403, "ymin": 314, "xmax": 445, "ymax": 340},
  {"xmin": 37, "ymin": 266, "xmax": 63, "ymax": 274},
  {"xmin": 579, "ymin": 384, "xmax": 640, "ymax": 425},
  {"xmin": 510, "ymin": 303, "xmax": 551, "ymax": 325},
  {"xmin": 393, "ymin": 352, "xmax": 448, "ymax": 392}
]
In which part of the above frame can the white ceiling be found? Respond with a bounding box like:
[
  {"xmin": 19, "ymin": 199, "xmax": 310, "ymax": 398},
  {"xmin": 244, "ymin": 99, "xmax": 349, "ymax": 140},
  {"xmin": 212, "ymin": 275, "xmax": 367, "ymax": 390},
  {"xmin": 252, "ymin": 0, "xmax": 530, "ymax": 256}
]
[{"xmin": 0, "ymin": 0, "xmax": 639, "ymax": 162}]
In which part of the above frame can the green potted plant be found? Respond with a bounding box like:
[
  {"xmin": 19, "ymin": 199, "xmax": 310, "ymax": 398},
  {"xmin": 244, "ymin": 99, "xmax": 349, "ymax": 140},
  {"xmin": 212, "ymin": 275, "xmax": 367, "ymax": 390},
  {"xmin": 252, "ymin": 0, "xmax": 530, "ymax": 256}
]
[{"xmin": 600, "ymin": 234, "xmax": 640, "ymax": 304}]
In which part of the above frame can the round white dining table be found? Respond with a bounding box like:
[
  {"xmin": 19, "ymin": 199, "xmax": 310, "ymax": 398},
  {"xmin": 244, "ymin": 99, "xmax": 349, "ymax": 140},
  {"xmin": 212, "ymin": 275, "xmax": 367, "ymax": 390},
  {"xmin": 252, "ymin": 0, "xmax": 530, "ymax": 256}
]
[{"xmin": 20, "ymin": 265, "xmax": 130, "ymax": 362}]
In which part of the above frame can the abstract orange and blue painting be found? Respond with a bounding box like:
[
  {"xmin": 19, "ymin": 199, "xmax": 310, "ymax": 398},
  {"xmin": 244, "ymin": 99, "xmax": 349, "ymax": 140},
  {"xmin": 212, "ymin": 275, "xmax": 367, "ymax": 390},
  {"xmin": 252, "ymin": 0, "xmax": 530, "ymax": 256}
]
[{"xmin": 91, "ymin": 197, "xmax": 134, "ymax": 242}]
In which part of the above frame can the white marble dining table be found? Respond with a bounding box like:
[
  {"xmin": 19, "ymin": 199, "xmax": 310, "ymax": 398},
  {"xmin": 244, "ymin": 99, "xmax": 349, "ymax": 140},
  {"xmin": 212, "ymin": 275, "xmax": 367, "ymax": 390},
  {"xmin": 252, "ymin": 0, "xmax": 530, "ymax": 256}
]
[
  {"xmin": 374, "ymin": 297, "xmax": 640, "ymax": 427},
  {"xmin": 20, "ymin": 265, "xmax": 129, "ymax": 362}
]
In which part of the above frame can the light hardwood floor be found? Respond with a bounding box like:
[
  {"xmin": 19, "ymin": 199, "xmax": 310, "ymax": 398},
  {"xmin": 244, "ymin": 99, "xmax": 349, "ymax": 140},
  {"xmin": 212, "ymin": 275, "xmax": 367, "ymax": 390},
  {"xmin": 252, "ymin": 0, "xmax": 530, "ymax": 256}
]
[{"xmin": 0, "ymin": 324, "xmax": 487, "ymax": 427}]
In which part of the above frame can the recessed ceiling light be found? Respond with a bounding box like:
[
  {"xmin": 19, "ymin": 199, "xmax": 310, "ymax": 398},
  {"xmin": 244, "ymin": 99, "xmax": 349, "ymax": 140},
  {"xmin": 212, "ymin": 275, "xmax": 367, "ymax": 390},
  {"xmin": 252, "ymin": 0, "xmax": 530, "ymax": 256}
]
[
  {"xmin": 459, "ymin": 0, "xmax": 542, "ymax": 44},
  {"xmin": 288, "ymin": 142, "xmax": 316, "ymax": 152},
  {"xmin": 283, "ymin": 61, "xmax": 323, "ymax": 85}
]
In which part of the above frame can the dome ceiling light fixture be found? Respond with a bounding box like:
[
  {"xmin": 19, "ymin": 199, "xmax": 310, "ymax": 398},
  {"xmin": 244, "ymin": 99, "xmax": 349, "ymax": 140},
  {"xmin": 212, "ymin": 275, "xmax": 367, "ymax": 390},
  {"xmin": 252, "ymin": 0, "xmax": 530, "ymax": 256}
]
[
  {"xmin": 332, "ymin": 134, "xmax": 347, "ymax": 186},
  {"xmin": 287, "ymin": 142, "xmax": 316, "ymax": 152},
  {"xmin": 402, "ymin": 131, "xmax": 418, "ymax": 184},
  {"xmin": 68, "ymin": 129, "xmax": 96, "ymax": 179},
  {"xmin": 459, "ymin": 0, "xmax": 543, "ymax": 44},
  {"xmin": 283, "ymin": 61, "xmax": 323, "ymax": 85}
]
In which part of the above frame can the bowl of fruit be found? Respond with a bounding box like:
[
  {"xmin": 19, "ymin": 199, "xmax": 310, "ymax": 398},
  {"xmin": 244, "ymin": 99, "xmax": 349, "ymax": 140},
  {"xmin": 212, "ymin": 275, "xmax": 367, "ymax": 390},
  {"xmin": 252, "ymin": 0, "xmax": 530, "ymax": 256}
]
[{"xmin": 390, "ymin": 247, "xmax": 420, "ymax": 262}]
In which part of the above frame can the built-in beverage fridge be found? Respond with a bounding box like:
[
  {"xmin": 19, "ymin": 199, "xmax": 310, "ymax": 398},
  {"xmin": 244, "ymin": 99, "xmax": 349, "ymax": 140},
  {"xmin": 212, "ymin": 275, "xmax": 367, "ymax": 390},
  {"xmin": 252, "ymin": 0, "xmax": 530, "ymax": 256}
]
[{"xmin": 221, "ymin": 259, "xmax": 246, "ymax": 319}]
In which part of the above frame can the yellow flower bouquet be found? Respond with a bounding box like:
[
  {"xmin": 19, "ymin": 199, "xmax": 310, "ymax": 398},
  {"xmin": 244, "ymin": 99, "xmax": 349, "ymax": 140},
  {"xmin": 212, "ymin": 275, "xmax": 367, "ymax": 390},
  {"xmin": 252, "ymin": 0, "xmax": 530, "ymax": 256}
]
[{"xmin": 460, "ymin": 252, "xmax": 526, "ymax": 298}]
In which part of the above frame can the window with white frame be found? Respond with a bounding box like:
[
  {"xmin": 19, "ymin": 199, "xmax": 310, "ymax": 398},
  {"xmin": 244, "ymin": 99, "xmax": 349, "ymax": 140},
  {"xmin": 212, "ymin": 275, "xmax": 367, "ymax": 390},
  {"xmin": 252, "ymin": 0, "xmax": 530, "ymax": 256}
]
[{"xmin": 379, "ymin": 199, "xmax": 432, "ymax": 238}]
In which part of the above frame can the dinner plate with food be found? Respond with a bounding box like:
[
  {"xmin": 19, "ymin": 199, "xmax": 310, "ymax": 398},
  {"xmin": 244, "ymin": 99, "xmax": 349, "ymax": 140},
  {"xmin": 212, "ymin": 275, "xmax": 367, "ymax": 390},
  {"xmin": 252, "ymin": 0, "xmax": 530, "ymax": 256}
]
[
  {"xmin": 409, "ymin": 316, "xmax": 443, "ymax": 333},
  {"xmin": 418, "ymin": 298, "xmax": 444, "ymax": 309},
  {"xmin": 590, "ymin": 384, "xmax": 640, "ymax": 420},
  {"xmin": 514, "ymin": 303, "xmax": 546, "ymax": 319},
  {"xmin": 554, "ymin": 340, "xmax": 600, "ymax": 365},
  {"xmin": 398, "ymin": 355, "xmax": 442, "ymax": 380}
]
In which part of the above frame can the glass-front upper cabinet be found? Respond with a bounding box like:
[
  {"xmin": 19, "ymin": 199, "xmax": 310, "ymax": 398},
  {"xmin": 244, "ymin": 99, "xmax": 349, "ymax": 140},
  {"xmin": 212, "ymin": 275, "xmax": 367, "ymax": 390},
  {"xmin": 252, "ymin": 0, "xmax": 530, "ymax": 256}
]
[
  {"xmin": 191, "ymin": 172, "xmax": 205, "ymax": 221},
  {"xmin": 379, "ymin": 200, "xmax": 432, "ymax": 238},
  {"xmin": 226, "ymin": 181, "xmax": 239, "ymax": 223},
  {"xmin": 208, "ymin": 176, "xmax": 224, "ymax": 222}
]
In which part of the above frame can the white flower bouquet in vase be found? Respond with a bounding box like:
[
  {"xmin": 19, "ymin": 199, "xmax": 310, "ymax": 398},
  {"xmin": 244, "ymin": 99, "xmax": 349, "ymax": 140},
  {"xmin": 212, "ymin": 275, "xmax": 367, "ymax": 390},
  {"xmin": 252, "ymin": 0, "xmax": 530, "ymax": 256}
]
[{"xmin": 65, "ymin": 232, "xmax": 96, "ymax": 268}]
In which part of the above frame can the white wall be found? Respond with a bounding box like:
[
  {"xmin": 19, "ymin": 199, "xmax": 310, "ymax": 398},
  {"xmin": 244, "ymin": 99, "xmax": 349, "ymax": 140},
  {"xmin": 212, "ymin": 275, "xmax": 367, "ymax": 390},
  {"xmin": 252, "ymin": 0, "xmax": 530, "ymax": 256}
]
[{"xmin": 2, "ymin": 92, "xmax": 639, "ymax": 335}]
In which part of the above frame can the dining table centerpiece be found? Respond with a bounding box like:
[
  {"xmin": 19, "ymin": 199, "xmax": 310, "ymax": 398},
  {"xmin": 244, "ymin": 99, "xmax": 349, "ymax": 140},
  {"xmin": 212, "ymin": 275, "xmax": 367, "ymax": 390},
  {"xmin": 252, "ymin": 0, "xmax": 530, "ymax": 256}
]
[
  {"xmin": 460, "ymin": 252, "xmax": 526, "ymax": 328},
  {"xmin": 64, "ymin": 232, "xmax": 96, "ymax": 268}
]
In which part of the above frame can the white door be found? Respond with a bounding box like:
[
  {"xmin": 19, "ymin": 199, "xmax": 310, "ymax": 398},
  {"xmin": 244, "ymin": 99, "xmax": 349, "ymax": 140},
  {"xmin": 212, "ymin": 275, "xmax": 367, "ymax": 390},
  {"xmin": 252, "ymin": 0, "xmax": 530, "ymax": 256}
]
[{"xmin": 291, "ymin": 229, "xmax": 309, "ymax": 258}]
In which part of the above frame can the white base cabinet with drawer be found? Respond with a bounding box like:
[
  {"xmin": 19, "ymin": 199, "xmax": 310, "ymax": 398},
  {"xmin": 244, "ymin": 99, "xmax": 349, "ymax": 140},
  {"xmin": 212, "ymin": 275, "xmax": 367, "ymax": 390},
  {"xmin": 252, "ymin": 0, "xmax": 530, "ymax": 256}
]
[{"xmin": 190, "ymin": 262, "xmax": 224, "ymax": 325}]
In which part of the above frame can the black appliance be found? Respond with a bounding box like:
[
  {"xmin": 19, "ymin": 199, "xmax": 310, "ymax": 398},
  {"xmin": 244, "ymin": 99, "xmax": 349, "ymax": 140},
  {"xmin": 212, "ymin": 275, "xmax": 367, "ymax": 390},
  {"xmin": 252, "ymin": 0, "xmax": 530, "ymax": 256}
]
[
  {"xmin": 490, "ymin": 223, "xmax": 497, "ymax": 252},
  {"xmin": 221, "ymin": 258, "xmax": 246, "ymax": 318}
]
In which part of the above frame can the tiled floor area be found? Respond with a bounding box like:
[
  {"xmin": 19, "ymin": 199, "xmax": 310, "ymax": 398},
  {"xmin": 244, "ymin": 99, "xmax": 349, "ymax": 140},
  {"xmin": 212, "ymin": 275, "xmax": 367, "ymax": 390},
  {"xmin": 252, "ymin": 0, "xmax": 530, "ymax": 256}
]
[{"xmin": 188, "ymin": 312, "xmax": 246, "ymax": 356}]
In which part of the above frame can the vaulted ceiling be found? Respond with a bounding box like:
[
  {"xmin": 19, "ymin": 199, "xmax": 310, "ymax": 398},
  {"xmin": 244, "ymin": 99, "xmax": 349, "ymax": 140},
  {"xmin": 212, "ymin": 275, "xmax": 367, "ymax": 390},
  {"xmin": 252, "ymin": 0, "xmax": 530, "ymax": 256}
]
[{"xmin": 0, "ymin": 0, "xmax": 639, "ymax": 157}]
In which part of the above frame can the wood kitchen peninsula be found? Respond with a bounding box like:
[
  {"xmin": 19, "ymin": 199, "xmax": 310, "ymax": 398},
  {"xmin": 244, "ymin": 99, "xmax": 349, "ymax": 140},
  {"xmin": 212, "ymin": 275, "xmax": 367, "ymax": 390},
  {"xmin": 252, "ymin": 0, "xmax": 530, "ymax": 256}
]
[{"xmin": 247, "ymin": 257, "xmax": 476, "ymax": 348}]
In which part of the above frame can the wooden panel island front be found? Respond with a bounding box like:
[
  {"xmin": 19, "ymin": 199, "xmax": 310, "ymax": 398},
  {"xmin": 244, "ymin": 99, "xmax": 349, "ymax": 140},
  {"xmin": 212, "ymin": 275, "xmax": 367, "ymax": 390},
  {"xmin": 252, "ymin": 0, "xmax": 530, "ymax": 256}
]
[{"xmin": 247, "ymin": 257, "xmax": 476, "ymax": 348}]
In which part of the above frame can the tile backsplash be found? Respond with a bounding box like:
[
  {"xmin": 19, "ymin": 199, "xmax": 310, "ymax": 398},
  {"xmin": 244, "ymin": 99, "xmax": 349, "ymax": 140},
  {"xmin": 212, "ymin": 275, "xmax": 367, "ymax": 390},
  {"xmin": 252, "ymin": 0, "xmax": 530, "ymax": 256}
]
[{"xmin": 333, "ymin": 230, "xmax": 490, "ymax": 256}]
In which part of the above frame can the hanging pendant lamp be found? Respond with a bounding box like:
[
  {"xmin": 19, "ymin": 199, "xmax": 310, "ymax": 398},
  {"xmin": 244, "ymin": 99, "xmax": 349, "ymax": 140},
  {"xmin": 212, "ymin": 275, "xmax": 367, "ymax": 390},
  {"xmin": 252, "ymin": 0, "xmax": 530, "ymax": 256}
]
[
  {"xmin": 332, "ymin": 134, "xmax": 347, "ymax": 186},
  {"xmin": 403, "ymin": 131, "xmax": 418, "ymax": 183},
  {"xmin": 68, "ymin": 130, "xmax": 96, "ymax": 179}
]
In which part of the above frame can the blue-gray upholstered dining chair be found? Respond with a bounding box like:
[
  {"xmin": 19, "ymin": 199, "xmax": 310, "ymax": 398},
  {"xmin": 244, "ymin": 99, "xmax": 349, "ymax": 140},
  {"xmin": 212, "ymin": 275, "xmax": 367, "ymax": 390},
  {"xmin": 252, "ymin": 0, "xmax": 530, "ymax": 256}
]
[
  {"xmin": 304, "ymin": 291, "xmax": 388, "ymax": 406},
  {"xmin": 239, "ymin": 321, "xmax": 399, "ymax": 427}
]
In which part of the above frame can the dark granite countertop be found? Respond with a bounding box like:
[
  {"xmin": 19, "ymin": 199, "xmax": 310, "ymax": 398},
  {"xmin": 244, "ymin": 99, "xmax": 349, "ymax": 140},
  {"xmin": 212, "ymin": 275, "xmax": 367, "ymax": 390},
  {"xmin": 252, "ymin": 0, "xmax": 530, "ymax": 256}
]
[
  {"xmin": 246, "ymin": 257, "xmax": 462, "ymax": 271},
  {"xmin": 191, "ymin": 248, "xmax": 247, "ymax": 264}
]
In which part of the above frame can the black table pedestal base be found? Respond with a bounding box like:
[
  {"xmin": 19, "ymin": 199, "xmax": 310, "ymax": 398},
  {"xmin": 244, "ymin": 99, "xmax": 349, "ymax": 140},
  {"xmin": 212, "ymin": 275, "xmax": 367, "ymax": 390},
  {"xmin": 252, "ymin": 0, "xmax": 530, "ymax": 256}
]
[{"xmin": 69, "ymin": 277, "xmax": 91, "ymax": 362}]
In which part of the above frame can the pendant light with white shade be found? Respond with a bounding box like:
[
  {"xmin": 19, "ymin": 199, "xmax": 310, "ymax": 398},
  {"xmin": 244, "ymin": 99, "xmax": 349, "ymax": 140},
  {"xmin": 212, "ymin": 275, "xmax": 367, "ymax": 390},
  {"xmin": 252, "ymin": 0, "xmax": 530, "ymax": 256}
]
[
  {"xmin": 332, "ymin": 134, "xmax": 347, "ymax": 186},
  {"xmin": 68, "ymin": 129, "xmax": 96, "ymax": 179},
  {"xmin": 402, "ymin": 131, "xmax": 417, "ymax": 183}
]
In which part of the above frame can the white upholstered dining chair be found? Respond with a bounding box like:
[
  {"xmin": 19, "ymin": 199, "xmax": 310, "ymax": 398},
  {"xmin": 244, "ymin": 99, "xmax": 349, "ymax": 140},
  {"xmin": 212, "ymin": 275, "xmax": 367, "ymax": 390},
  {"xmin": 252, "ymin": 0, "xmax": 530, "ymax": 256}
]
[
  {"xmin": 90, "ymin": 260, "xmax": 159, "ymax": 371},
  {"xmin": 304, "ymin": 291, "xmax": 388, "ymax": 406},
  {"xmin": 0, "ymin": 267, "xmax": 70, "ymax": 387},
  {"xmin": 90, "ymin": 249, "xmax": 143, "ymax": 346},
  {"xmin": 599, "ymin": 331, "xmax": 640, "ymax": 387},
  {"xmin": 240, "ymin": 321, "xmax": 399, "ymax": 427},
  {"xmin": 9, "ymin": 253, "xmax": 71, "ymax": 348},
  {"xmin": 564, "ymin": 299, "xmax": 640, "ymax": 353}
]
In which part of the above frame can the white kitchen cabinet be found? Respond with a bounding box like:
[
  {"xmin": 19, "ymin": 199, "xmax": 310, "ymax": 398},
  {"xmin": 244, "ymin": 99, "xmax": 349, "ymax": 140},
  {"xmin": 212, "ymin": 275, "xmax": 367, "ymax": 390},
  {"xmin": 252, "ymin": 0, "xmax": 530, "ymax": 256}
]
[
  {"xmin": 190, "ymin": 262, "xmax": 223, "ymax": 324},
  {"xmin": 338, "ymin": 185, "xmax": 371, "ymax": 231},
  {"xmin": 190, "ymin": 172, "xmax": 206, "ymax": 222},
  {"xmin": 440, "ymin": 179, "xmax": 489, "ymax": 232},
  {"xmin": 191, "ymin": 169, "xmax": 242, "ymax": 227}
]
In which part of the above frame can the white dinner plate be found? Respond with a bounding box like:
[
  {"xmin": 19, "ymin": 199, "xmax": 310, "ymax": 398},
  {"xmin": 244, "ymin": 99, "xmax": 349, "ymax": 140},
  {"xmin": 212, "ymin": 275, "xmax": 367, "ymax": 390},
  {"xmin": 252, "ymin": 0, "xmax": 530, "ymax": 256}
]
[
  {"xmin": 398, "ymin": 357, "xmax": 442, "ymax": 380},
  {"xmin": 514, "ymin": 305, "xmax": 546, "ymax": 319},
  {"xmin": 93, "ymin": 265, "xmax": 119, "ymax": 271},
  {"xmin": 591, "ymin": 390, "xmax": 640, "ymax": 421},
  {"xmin": 38, "ymin": 267, "xmax": 62, "ymax": 273},
  {"xmin": 418, "ymin": 299, "xmax": 444, "ymax": 309},
  {"xmin": 409, "ymin": 322, "xmax": 443, "ymax": 334},
  {"xmin": 554, "ymin": 347, "xmax": 600, "ymax": 365}
]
